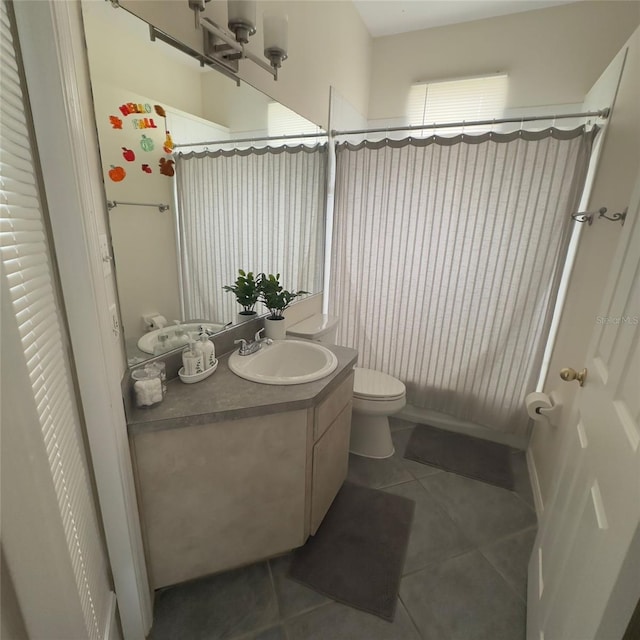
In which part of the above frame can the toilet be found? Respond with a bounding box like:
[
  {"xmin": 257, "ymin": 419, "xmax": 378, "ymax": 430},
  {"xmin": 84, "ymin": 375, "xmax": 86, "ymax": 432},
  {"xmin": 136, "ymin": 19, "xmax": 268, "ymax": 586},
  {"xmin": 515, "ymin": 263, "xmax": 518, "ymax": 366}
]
[{"xmin": 287, "ymin": 314, "xmax": 406, "ymax": 459}]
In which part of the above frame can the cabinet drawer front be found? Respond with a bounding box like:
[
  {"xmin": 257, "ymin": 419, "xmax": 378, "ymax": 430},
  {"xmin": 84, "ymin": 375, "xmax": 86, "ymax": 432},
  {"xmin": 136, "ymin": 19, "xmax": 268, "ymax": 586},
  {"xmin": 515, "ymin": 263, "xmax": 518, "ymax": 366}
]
[
  {"xmin": 310, "ymin": 402, "xmax": 352, "ymax": 535},
  {"xmin": 314, "ymin": 371, "xmax": 354, "ymax": 441}
]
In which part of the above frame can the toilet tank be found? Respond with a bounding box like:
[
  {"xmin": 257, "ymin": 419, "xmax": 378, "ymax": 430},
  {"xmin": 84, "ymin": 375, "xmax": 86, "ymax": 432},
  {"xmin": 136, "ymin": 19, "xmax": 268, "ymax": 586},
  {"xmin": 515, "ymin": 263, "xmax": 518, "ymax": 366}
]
[{"xmin": 286, "ymin": 313, "xmax": 339, "ymax": 343}]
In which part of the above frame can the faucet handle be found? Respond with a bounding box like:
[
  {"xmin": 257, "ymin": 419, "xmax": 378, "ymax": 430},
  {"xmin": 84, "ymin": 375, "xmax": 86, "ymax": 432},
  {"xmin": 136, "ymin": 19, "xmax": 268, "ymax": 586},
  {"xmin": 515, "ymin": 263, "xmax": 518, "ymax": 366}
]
[
  {"xmin": 234, "ymin": 338, "xmax": 247, "ymax": 352},
  {"xmin": 254, "ymin": 328, "xmax": 265, "ymax": 342}
]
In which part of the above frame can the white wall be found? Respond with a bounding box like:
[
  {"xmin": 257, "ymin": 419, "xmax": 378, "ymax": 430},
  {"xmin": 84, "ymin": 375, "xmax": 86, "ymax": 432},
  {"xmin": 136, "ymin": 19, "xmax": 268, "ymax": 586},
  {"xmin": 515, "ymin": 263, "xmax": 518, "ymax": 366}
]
[
  {"xmin": 201, "ymin": 71, "xmax": 271, "ymax": 134},
  {"xmin": 90, "ymin": 83, "xmax": 184, "ymax": 340},
  {"xmin": 89, "ymin": 81, "xmax": 232, "ymax": 340},
  {"xmin": 82, "ymin": 0, "xmax": 205, "ymax": 116},
  {"xmin": 368, "ymin": 1, "xmax": 640, "ymax": 124},
  {"xmin": 530, "ymin": 26, "xmax": 640, "ymax": 508}
]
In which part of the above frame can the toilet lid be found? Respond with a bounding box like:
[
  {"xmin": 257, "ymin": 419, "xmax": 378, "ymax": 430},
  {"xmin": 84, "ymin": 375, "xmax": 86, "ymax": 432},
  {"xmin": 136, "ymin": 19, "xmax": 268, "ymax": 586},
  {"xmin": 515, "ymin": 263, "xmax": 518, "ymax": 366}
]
[{"xmin": 353, "ymin": 367, "xmax": 406, "ymax": 400}]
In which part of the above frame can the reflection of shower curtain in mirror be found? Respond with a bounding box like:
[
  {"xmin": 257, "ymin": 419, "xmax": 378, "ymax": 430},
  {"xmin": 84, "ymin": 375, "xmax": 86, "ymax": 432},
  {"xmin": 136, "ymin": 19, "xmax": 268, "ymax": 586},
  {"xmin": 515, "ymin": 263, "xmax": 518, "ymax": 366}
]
[
  {"xmin": 329, "ymin": 128, "xmax": 594, "ymax": 437},
  {"xmin": 175, "ymin": 144, "xmax": 327, "ymax": 323}
]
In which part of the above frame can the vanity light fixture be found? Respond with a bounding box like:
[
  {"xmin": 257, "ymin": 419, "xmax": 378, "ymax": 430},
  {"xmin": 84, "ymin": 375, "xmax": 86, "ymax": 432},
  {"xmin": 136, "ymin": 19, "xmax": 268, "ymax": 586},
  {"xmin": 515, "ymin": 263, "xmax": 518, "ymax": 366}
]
[
  {"xmin": 188, "ymin": 0, "xmax": 288, "ymax": 80},
  {"xmin": 227, "ymin": 0, "xmax": 256, "ymax": 44}
]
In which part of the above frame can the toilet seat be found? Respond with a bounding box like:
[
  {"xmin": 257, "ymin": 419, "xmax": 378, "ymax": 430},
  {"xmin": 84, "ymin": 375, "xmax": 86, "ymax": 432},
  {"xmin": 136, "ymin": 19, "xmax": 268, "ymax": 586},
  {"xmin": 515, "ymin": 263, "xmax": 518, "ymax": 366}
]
[{"xmin": 353, "ymin": 367, "xmax": 406, "ymax": 401}]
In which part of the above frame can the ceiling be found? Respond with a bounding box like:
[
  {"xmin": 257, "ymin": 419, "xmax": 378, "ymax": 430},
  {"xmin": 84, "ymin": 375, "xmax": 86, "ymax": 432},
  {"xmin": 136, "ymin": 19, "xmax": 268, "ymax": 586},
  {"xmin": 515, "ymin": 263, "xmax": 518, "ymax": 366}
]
[{"xmin": 353, "ymin": 0, "xmax": 581, "ymax": 37}]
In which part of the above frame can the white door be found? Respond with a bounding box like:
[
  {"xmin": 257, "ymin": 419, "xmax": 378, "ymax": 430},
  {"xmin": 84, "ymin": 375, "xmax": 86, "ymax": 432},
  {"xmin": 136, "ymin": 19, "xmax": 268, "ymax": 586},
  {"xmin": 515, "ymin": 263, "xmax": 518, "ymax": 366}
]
[{"xmin": 527, "ymin": 174, "xmax": 640, "ymax": 639}]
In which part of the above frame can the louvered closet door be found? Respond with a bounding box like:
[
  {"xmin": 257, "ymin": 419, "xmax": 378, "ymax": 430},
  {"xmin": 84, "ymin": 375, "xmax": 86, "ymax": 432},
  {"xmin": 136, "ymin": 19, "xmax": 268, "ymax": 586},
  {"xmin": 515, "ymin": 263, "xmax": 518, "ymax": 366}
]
[{"xmin": 0, "ymin": 2, "xmax": 112, "ymax": 639}]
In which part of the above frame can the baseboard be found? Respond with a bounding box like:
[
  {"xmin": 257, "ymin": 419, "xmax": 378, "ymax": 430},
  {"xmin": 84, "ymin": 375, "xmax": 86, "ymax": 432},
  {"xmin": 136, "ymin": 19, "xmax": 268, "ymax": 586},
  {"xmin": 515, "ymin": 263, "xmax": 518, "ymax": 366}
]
[
  {"xmin": 398, "ymin": 404, "xmax": 529, "ymax": 450},
  {"xmin": 526, "ymin": 448, "xmax": 544, "ymax": 520}
]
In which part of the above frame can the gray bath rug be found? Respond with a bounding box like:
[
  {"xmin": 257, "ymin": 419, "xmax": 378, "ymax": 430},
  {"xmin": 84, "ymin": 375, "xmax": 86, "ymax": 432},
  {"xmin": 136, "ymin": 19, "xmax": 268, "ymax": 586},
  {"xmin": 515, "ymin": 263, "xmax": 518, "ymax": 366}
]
[
  {"xmin": 405, "ymin": 424, "xmax": 515, "ymax": 491},
  {"xmin": 288, "ymin": 481, "xmax": 415, "ymax": 622}
]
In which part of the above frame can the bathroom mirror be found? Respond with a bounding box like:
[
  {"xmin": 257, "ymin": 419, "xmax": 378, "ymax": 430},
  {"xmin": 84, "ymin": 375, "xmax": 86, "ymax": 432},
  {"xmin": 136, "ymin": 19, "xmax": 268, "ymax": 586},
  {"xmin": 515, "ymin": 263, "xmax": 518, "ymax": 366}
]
[{"xmin": 82, "ymin": 0, "xmax": 327, "ymax": 366}]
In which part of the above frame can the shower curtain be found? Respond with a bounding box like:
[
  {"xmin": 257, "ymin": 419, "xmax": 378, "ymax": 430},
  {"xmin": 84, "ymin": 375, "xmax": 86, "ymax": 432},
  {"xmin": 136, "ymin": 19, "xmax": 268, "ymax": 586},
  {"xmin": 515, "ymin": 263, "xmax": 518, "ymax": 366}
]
[
  {"xmin": 329, "ymin": 127, "xmax": 594, "ymax": 437},
  {"xmin": 175, "ymin": 144, "xmax": 326, "ymax": 324}
]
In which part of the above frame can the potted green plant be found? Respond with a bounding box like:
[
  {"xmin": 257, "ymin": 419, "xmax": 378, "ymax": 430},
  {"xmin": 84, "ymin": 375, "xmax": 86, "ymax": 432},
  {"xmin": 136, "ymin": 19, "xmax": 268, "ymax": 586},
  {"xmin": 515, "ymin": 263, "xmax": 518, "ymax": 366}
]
[
  {"xmin": 223, "ymin": 269, "xmax": 260, "ymax": 324},
  {"xmin": 258, "ymin": 273, "xmax": 308, "ymax": 339}
]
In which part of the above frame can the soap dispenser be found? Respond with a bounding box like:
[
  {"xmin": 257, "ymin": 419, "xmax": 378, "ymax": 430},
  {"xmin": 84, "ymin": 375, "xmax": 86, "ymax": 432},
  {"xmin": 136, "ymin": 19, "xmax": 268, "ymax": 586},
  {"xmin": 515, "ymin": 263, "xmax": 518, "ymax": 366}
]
[
  {"xmin": 198, "ymin": 333, "xmax": 216, "ymax": 370},
  {"xmin": 153, "ymin": 332, "xmax": 170, "ymax": 356},
  {"xmin": 172, "ymin": 320, "xmax": 188, "ymax": 349},
  {"xmin": 182, "ymin": 340, "xmax": 204, "ymax": 376}
]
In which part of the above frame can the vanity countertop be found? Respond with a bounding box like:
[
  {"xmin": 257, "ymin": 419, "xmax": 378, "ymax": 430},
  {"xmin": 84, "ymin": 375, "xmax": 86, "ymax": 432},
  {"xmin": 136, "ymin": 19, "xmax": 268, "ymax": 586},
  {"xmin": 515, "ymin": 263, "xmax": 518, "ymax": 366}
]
[{"xmin": 126, "ymin": 344, "xmax": 358, "ymax": 435}]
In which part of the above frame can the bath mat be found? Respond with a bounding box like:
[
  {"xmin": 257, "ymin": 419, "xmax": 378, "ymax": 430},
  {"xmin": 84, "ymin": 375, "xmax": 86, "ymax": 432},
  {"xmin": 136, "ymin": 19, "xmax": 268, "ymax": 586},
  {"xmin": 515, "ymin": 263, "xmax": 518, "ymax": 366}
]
[
  {"xmin": 288, "ymin": 481, "xmax": 414, "ymax": 622},
  {"xmin": 404, "ymin": 424, "xmax": 515, "ymax": 491}
]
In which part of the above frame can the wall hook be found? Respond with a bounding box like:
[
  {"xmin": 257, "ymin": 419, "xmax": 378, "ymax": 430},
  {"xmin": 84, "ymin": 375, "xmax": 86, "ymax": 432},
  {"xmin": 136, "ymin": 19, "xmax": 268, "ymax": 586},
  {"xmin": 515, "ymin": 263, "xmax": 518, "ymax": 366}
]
[
  {"xmin": 598, "ymin": 207, "xmax": 627, "ymax": 225},
  {"xmin": 571, "ymin": 208, "xmax": 603, "ymax": 225}
]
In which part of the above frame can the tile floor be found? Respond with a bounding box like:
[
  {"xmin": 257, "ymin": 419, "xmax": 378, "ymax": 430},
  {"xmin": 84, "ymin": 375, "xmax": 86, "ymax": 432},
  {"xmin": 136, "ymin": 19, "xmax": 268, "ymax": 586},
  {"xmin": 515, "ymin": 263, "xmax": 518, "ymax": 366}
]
[{"xmin": 151, "ymin": 419, "xmax": 537, "ymax": 640}]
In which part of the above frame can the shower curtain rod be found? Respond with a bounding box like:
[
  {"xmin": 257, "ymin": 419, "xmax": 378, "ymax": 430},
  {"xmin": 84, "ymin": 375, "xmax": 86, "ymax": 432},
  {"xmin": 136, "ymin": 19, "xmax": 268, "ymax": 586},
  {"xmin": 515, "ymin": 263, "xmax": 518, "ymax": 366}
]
[
  {"xmin": 173, "ymin": 109, "xmax": 608, "ymax": 150},
  {"xmin": 173, "ymin": 131, "xmax": 327, "ymax": 150},
  {"xmin": 331, "ymin": 108, "xmax": 609, "ymax": 137}
]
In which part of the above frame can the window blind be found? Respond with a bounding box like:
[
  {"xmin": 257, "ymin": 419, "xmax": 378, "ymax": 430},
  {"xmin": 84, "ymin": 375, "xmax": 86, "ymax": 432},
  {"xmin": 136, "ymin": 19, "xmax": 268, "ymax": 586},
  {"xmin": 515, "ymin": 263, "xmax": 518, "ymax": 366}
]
[
  {"xmin": 0, "ymin": 3, "xmax": 111, "ymax": 639},
  {"xmin": 267, "ymin": 102, "xmax": 323, "ymax": 139},
  {"xmin": 407, "ymin": 74, "xmax": 508, "ymax": 134}
]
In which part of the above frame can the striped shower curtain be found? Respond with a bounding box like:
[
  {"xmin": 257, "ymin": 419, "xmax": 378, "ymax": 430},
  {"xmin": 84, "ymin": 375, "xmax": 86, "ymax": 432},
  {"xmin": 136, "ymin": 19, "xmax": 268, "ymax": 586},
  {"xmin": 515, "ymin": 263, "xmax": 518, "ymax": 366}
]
[
  {"xmin": 329, "ymin": 128, "xmax": 594, "ymax": 437},
  {"xmin": 175, "ymin": 144, "xmax": 327, "ymax": 323}
]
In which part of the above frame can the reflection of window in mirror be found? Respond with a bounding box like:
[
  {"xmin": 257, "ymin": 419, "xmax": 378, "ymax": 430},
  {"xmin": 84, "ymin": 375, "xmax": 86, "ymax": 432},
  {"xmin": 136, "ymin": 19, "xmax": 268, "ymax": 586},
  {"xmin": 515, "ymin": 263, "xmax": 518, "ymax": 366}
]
[{"xmin": 268, "ymin": 103, "xmax": 323, "ymax": 141}]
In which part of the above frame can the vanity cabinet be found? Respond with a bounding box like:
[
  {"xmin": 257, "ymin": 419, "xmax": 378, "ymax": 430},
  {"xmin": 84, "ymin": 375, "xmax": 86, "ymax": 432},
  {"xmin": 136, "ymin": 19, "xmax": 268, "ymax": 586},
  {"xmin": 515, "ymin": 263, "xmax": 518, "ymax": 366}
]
[
  {"xmin": 129, "ymin": 367, "xmax": 354, "ymax": 589},
  {"xmin": 310, "ymin": 373, "xmax": 353, "ymax": 534},
  {"xmin": 131, "ymin": 410, "xmax": 309, "ymax": 588}
]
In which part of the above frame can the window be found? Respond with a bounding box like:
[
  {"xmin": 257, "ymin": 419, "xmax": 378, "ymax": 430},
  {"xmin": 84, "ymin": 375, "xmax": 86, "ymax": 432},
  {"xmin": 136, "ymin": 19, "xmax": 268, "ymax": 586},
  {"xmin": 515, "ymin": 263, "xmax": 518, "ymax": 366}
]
[
  {"xmin": 407, "ymin": 74, "xmax": 508, "ymax": 134},
  {"xmin": 267, "ymin": 102, "xmax": 323, "ymax": 142}
]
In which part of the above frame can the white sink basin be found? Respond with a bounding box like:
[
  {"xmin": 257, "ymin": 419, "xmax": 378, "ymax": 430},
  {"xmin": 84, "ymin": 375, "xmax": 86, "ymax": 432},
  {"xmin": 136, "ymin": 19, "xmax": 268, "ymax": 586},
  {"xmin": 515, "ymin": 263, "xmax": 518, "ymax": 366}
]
[
  {"xmin": 228, "ymin": 339, "xmax": 338, "ymax": 385},
  {"xmin": 137, "ymin": 322, "xmax": 227, "ymax": 355}
]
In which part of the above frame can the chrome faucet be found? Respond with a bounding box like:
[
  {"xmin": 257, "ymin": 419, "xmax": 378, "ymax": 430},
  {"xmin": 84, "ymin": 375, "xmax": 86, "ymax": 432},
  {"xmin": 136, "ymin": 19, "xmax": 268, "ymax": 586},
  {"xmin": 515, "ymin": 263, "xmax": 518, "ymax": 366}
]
[{"xmin": 234, "ymin": 328, "xmax": 273, "ymax": 356}]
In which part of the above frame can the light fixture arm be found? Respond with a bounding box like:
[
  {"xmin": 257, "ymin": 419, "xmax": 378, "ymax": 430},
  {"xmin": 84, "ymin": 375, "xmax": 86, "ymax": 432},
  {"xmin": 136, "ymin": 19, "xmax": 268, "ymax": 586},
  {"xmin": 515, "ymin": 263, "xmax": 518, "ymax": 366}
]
[
  {"xmin": 200, "ymin": 17, "xmax": 243, "ymax": 54},
  {"xmin": 188, "ymin": 0, "xmax": 211, "ymax": 29},
  {"xmin": 200, "ymin": 17, "xmax": 277, "ymax": 79}
]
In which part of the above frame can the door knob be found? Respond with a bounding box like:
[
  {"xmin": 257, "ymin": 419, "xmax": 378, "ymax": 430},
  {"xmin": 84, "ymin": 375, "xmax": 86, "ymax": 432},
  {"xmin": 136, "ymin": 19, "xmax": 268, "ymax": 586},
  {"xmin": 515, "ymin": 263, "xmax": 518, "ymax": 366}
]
[{"xmin": 560, "ymin": 367, "xmax": 587, "ymax": 386}]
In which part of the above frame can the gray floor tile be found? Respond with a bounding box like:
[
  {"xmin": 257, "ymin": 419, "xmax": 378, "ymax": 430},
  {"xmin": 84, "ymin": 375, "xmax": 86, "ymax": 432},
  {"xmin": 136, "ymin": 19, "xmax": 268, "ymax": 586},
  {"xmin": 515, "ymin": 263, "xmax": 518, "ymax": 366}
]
[
  {"xmin": 400, "ymin": 550, "xmax": 526, "ymax": 640},
  {"xmin": 347, "ymin": 452, "xmax": 413, "ymax": 489},
  {"xmin": 152, "ymin": 562, "xmax": 278, "ymax": 640},
  {"xmin": 269, "ymin": 554, "xmax": 330, "ymax": 619},
  {"xmin": 419, "ymin": 471, "xmax": 537, "ymax": 546},
  {"xmin": 284, "ymin": 600, "xmax": 421, "ymax": 640},
  {"xmin": 391, "ymin": 427, "xmax": 443, "ymax": 479},
  {"xmin": 383, "ymin": 480, "xmax": 473, "ymax": 575},
  {"xmin": 230, "ymin": 625, "xmax": 286, "ymax": 640},
  {"xmin": 510, "ymin": 451, "xmax": 535, "ymax": 509},
  {"xmin": 250, "ymin": 626, "xmax": 286, "ymax": 640},
  {"xmin": 480, "ymin": 527, "xmax": 537, "ymax": 601}
]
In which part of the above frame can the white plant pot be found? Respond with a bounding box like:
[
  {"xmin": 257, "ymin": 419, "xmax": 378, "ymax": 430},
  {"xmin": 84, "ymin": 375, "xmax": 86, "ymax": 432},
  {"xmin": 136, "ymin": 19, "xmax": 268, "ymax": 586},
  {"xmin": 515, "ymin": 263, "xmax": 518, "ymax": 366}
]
[
  {"xmin": 264, "ymin": 316, "xmax": 286, "ymax": 340},
  {"xmin": 237, "ymin": 311, "xmax": 257, "ymax": 324}
]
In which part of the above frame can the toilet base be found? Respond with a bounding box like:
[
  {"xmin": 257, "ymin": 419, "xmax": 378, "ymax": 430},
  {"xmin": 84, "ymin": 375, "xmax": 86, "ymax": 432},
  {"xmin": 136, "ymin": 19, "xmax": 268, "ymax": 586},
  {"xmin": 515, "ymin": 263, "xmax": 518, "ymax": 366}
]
[{"xmin": 349, "ymin": 413, "xmax": 395, "ymax": 459}]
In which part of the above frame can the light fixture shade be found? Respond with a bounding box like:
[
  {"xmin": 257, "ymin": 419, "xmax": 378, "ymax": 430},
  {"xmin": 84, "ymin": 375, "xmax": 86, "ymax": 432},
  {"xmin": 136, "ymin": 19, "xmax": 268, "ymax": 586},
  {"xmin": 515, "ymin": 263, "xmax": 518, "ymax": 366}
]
[
  {"xmin": 228, "ymin": 0, "xmax": 256, "ymax": 43},
  {"xmin": 263, "ymin": 14, "xmax": 288, "ymax": 68}
]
